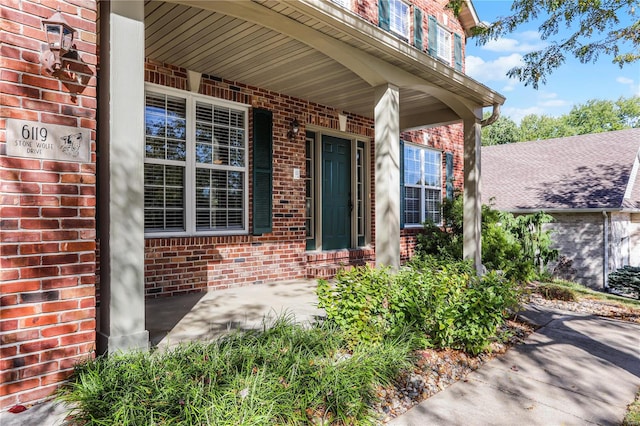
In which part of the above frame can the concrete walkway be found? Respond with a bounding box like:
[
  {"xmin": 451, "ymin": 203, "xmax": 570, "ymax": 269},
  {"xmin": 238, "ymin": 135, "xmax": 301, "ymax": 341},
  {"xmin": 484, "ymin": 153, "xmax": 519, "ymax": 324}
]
[
  {"xmin": 390, "ymin": 305, "xmax": 640, "ymax": 426},
  {"xmin": 2, "ymin": 280, "xmax": 639, "ymax": 425}
]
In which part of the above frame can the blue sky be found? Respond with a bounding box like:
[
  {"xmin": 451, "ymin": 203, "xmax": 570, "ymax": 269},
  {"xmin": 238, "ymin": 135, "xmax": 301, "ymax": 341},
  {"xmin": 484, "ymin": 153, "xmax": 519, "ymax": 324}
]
[{"xmin": 466, "ymin": 0, "xmax": 640, "ymax": 123}]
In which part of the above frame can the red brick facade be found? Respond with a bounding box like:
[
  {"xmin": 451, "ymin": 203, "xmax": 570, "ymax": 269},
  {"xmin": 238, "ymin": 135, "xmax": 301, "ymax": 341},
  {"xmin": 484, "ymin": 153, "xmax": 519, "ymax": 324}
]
[
  {"xmin": 1, "ymin": 0, "xmax": 467, "ymax": 409},
  {"xmin": 1, "ymin": 0, "xmax": 98, "ymax": 409},
  {"xmin": 141, "ymin": 59, "xmax": 463, "ymax": 297}
]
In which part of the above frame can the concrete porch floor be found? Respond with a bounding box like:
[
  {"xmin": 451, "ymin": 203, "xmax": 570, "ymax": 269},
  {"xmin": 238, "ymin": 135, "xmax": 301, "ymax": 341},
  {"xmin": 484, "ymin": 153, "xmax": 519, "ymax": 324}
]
[{"xmin": 145, "ymin": 279, "xmax": 325, "ymax": 348}]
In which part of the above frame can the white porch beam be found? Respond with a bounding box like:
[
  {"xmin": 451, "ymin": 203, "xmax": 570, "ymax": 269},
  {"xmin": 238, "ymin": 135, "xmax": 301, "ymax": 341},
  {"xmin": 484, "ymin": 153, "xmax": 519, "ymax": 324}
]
[
  {"xmin": 374, "ymin": 84, "xmax": 401, "ymax": 269},
  {"xmin": 463, "ymin": 110, "xmax": 483, "ymax": 274},
  {"xmin": 399, "ymin": 106, "xmax": 460, "ymax": 130},
  {"xmin": 97, "ymin": 0, "xmax": 149, "ymax": 354}
]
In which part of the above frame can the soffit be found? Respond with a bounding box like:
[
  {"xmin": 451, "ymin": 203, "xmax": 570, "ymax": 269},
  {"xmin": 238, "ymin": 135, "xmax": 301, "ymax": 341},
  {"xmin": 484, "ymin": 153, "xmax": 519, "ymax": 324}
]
[{"xmin": 146, "ymin": 0, "xmax": 503, "ymax": 125}]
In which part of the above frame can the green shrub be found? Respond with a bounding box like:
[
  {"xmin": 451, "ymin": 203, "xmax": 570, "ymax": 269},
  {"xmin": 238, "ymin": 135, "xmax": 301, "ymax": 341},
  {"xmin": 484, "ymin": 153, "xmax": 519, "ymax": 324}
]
[
  {"xmin": 403, "ymin": 257, "xmax": 521, "ymax": 354},
  {"xmin": 415, "ymin": 194, "xmax": 558, "ymax": 282},
  {"xmin": 608, "ymin": 266, "xmax": 640, "ymax": 299},
  {"xmin": 317, "ymin": 259, "xmax": 522, "ymax": 355},
  {"xmin": 317, "ymin": 266, "xmax": 396, "ymax": 346}
]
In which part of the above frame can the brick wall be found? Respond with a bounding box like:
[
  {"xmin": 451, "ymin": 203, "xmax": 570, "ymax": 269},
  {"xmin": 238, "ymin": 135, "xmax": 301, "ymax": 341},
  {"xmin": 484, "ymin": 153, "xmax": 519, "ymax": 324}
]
[
  {"xmin": 353, "ymin": 0, "xmax": 467, "ymax": 72},
  {"xmin": 0, "ymin": 0, "xmax": 98, "ymax": 409},
  {"xmin": 400, "ymin": 126, "xmax": 464, "ymax": 261},
  {"xmin": 142, "ymin": 59, "xmax": 464, "ymax": 297},
  {"xmin": 143, "ymin": 60, "xmax": 376, "ymax": 297}
]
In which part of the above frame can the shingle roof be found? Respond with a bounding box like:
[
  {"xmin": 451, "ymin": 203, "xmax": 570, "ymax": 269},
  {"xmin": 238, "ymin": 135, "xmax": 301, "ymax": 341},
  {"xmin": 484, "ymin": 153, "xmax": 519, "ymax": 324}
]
[{"xmin": 482, "ymin": 128, "xmax": 640, "ymax": 211}]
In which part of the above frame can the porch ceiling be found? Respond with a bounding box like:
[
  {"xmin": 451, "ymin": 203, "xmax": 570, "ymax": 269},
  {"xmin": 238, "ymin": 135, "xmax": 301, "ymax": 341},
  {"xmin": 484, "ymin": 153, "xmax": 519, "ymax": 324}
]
[{"xmin": 146, "ymin": 0, "xmax": 505, "ymax": 127}]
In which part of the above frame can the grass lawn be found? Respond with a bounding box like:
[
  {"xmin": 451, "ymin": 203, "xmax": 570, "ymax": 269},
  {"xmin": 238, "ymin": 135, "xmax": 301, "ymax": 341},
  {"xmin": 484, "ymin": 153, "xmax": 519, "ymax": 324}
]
[
  {"xmin": 625, "ymin": 389, "xmax": 640, "ymax": 426},
  {"xmin": 535, "ymin": 280, "xmax": 640, "ymax": 308}
]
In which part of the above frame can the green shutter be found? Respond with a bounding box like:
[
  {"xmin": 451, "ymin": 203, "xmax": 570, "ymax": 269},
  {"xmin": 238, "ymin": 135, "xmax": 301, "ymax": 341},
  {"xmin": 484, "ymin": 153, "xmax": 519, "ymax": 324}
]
[
  {"xmin": 379, "ymin": 0, "xmax": 390, "ymax": 31},
  {"xmin": 252, "ymin": 108, "xmax": 273, "ymax": 235},
  {"xmin": 454, "ymin": 33, "xmax": 462, "ymax": 71},
  {"xmin": 427, "ymin": 15, "xmax": 437, "ymax": 56},
  {"xmin": 413, "ymin": 7, "xmax": 424, "ymax": 50},
  {"xmin": 400, "ymin": 140, "xmax": 405, "ymax": 229},
  {"xmin": 446, "ymin": 152, "xmax": 454, "ymax": 200}
]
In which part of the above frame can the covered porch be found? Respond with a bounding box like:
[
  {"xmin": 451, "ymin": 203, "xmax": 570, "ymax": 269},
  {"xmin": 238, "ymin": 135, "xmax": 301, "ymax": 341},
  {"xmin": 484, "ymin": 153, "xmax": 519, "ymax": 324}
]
[
  {"xmin": 97, "ymin": 0, "xmax": 505, "ymax": 355},
  {"xmin": 145, "ymin": 279, "xmax": 322, "ymax": 348}
]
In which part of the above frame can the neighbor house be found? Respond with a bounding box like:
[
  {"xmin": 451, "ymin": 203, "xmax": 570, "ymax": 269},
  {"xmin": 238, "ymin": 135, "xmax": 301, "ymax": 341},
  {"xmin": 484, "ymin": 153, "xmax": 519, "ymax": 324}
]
[
  {"xmin": 482, "ymin": 128, "xmax": 640, "ymax": 289},
  {"xmin": 0, "ymin": 0, "xmax": 505, "ymax": 408}
]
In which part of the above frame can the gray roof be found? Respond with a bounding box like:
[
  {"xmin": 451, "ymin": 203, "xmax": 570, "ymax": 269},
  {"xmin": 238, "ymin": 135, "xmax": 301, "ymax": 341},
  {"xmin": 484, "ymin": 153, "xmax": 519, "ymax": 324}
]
[{"xmin": 482, "ymin": 128, "xmax": 640, "ymax": 212}]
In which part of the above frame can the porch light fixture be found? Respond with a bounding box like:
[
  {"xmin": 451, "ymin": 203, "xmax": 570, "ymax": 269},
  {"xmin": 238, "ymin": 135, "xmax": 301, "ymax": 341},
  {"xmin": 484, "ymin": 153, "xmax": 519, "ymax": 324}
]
[
  {"xmin": 287, "ymin": 118, "xmax": 300, "ymax": 141},
  {"xmin": 41, "ymin": 10, "xmax": 75, "ymax": 73}
]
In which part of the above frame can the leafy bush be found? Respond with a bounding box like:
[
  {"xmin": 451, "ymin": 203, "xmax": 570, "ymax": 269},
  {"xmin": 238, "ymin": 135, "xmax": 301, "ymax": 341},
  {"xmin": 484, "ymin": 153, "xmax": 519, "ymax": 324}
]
[
  {"xmin": 316, "ymin": 266, "xmax": 396, "ymax": 346},
  {"xmin": 58, "ymin": 317, "xmax": 412, "ymax": 425},
  {"xmin": 608, "ymin": 265, "xmax": 640, "ymax": 299},
  {"xmin": 415, "ymin": 194, "xmax": 558, "ymax": 281},
  {"xmin": 405, "ymin": 256, "xmax": 521, "ymax": 354},
  {"xmin": 317, "ymin": 259, "xmax": 522, "ymax": 355}
]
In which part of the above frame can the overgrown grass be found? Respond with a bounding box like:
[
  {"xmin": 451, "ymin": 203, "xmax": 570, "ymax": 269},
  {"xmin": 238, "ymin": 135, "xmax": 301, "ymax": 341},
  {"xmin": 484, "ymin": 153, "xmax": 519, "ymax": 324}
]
[
  {"xmin": 538, "ymin": 281, "xmax": 640, "ymax": 308},
  {"xmin": 58, "ymin": 316, "xmax": 413, "ymax": 425}
]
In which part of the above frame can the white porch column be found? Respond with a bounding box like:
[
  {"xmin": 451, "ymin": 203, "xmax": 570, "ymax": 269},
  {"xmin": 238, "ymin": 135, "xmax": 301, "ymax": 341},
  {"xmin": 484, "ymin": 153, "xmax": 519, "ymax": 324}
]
[
  {"xmin": 374, "ymin": 84, "xmax": 401, "ymax": 269},
  {"xmin": 463, "ymin": 110, "xmax": 483, "ymax": 274},
  {"xmin": 97, "ymin": 0, "xmax": 149, "ymax": 354}
]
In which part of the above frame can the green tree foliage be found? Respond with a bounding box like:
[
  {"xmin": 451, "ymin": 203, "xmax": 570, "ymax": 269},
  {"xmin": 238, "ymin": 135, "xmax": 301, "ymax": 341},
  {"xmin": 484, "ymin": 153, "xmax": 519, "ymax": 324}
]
[
  {"xmin": 482, "ymin": 96, "xmax": 639, "ymax": 145},
  {"xmin": 481, "ymin": 115, "xmax": 520, "ymax": 145},
  {"xmin": 616, "ymin": 96, "xmax": 640, "ymax": 127},
  {"xmin": 565, "ymin": 97, "xmax": 639, "ymax": 133},
  {"xmin": 474, "ymin": 0, "xmax": 640, "ymax": 88},
  {"xmin": 415, "ymin": 195, "xmax": 558, "ymax": 281},
  {"xmin": 518, "ymin": 114, "xmax": 575, "ymax": 141}
]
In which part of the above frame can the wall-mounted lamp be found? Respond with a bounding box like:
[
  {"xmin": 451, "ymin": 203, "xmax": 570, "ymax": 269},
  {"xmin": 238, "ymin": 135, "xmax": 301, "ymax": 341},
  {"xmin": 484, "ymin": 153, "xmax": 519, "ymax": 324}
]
[
  {"xmin": 287, "ymin": 118, "xmax": 300, "ymax": 141},
  {"xmin": 41, "ymin": 10, "xmax": 75, "ymax": 74}
]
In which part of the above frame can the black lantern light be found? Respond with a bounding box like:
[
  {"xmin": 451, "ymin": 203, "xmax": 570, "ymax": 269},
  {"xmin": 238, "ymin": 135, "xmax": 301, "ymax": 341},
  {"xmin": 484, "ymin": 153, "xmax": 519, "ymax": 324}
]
[
  {"xmin": 41, "ymin": 10, "xmax": 75, "ymax": 73},
  {"xmin": 287, "ymin": 118, "xmax": 300, "ymax": 141}
]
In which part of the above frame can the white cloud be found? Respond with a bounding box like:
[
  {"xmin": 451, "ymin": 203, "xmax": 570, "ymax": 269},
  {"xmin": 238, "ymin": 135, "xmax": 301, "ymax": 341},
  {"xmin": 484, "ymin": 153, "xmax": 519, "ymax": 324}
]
[
  {"xmin": 538, "ymin": 92, "xmax": 559, "ymax": 100},
  {"xmin": 538, "ymin": 99, "xmax": 570, "ymax": 107},
  {"xmin": 481, "ymin": 31, "xmax": 548, "ymax": 54},
  {"xmin": 502, "ymin": 106, "xmax": 545, "ymax": 124},
  {"xmin": 466, "ymin": 53, "xmax": 523, "ymax": 83},
  {"xmin": 616, "ymin": 76, "xmax": 640, "ymax": 95},
  {"xmin": 616, "ymin": 76, "xmax": 634, "ymax": 85},
  {"xmin": 535, "ymin": 92, "xmax": 570, "ymax": 108}
]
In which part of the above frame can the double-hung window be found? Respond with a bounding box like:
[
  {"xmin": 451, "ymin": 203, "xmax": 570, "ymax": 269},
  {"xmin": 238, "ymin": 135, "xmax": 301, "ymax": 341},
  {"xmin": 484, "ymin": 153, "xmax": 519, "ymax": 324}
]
[
  {"xmin": 437, "ymin": 25, "xmax": 452, "ymax": 63},
  {"xmin": 389, "ymin": 0, "xmax": 410, "ymax": 39},
  {"xmin": 144, "ymin": 86, "xmax": 248, "ymax": 235},
  {"xmin": 403, "ymin": 144, "xmax": 442, "ymax": 226}
]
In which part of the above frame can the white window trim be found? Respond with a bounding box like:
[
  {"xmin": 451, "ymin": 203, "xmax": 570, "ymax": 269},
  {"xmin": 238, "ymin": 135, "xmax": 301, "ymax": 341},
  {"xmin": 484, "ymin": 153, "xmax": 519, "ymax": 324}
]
[
  {"xmin": 437, "ymin": 25, "xmax": 452, "ymax": 63},
  {"xmin": 403, "ymin": 142, "xmax": 442, "ymax": 228},
  {"xmin": 144, "ymin": 83, "xmax": 250, "ymax": 238},
  {"xmin": 330, "ymin": 0, "xmax": 351, "ymax": 9},
  {"xmin": 389, "ymin": 0, "xmax": 410, "ymax": 40}
]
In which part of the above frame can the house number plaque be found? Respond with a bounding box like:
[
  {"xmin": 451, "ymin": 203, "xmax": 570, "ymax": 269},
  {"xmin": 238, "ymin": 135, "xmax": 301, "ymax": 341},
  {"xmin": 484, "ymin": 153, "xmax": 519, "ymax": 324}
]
[{"xmin": 6, "ymin": 119, "xmax": 91, "ymax": 163}]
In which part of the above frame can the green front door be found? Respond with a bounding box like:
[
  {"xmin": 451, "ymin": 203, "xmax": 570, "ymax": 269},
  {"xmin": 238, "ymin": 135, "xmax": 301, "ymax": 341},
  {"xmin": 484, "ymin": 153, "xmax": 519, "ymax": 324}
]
[{"xmin": 322, "ymin": 135, "xmax": 351, "ymax": 250}]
